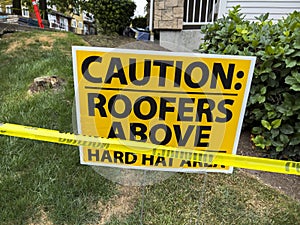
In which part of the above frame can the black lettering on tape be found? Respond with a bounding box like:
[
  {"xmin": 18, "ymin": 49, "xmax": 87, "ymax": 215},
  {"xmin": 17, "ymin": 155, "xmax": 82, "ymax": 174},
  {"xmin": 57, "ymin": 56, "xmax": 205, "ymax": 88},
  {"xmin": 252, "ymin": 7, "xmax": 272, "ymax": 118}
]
[
  {"xmin": 152, "ymin": 148, "xmax": 157, "ymax": 156},
  {"xmin": 192, "ymin": 153, "xmax": 197, "ymax": 161},
  {"xmin": 180, "ymin": 151, "xmax": 185, "ymax": 160},
  {"xmin": 77, "ymin": 140, "xmax": 87, "ymax": 147},
  {"xmin": 184, "ymin": 152, "xmax": 193, "ymax": 161},
  {"xmin": 65, "ymin": 139, "xmax": 74, "ymax": 144},
  {"xmin": 285, "ymin": 162, "xmax": 300, "ymax": 173}
]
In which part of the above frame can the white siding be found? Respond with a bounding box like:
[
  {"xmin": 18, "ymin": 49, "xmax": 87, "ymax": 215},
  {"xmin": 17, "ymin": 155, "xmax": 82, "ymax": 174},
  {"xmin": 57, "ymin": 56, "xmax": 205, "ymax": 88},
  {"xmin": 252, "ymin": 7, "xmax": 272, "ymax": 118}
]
[{"xmin": 218, "ymin": 0, "xmax": 300, "ymax": 21}]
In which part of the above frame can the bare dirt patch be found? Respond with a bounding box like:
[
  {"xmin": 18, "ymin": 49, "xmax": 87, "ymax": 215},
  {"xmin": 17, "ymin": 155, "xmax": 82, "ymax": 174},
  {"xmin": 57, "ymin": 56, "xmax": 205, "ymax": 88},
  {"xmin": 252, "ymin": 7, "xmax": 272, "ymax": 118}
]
[
  {"xmin": 51, "ymin": 32, "xmax": 67, "ymax": 38},
  {"xmin": 38, "ymin": 35, "xmax": 55, "ymax": 50},
  {"xmin": 25, "ymin": 38, "xmax": 34, "ymax": 45},
  {"xmin": 5, "ymin": 41, "xmax": 22, "ymax": 53},
  {"xmin": 96, "ymin": 185, "xmax": 140, "ymax": 224},
  {"xmin": 38, "ymin": 35, "xmax": 53, "ymax": 43},
  {"xmin": 28, "ymin": 209, "xmax": 53, "ymax": 225},
  {"xmin": 5, "ymin": 34, "xmax": 56, "ymax": 53},
  {"xmin": 237, "ymin": 131, "xmax": 300, "ymax": 201}
]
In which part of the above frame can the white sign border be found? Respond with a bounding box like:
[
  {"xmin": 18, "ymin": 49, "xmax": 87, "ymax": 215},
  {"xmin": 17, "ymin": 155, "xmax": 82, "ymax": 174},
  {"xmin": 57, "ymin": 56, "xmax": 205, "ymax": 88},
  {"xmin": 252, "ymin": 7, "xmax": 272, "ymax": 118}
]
[{"xmin": 72, "ymin": 46, "xmax": 256, "ymax": 174}]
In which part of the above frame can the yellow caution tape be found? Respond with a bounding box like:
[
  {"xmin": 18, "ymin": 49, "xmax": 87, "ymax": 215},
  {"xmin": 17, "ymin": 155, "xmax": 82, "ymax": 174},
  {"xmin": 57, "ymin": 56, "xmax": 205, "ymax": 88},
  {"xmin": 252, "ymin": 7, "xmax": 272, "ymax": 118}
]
[{"xmin": 0, "ymin": 122, "xmax": 299, "ymax": 175}]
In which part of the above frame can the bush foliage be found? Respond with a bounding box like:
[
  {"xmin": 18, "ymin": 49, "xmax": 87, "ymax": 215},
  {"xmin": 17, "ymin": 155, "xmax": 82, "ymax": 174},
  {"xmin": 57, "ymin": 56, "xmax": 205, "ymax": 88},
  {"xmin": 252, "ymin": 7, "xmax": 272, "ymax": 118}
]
[
  {"xmin": 132, "ymin": 16, "xmax": 147, "ymax": 29},
  {"xmin": 199, "ymin": 6, "xmax": 300, "ymax": 160},
  {"xmin": 83, "ymin": 0, "xmax": 136, "ymax": 34}
]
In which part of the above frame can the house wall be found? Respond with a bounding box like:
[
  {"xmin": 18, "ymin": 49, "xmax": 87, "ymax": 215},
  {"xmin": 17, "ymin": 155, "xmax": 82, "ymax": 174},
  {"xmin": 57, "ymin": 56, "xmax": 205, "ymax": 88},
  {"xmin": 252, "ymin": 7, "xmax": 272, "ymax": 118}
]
[
  {"xmin": 160, "ymin": 30, "xmax": 204, "ymax": 52},
  {"xmin": 1, "ymin": 0, "xmax": 31, "ymax": 15},
  {"xmin": 0, "ymin": 0, "xmax": 12, "ymax": 13},
  {"xmin": 154, "ymin": 0, "xmax": 184, "ymax": 30},
  {"xmin": 70, "ymin": 14, "xmax": 84, "ymax": 34},
  {"xmin": 154, "ymin": 0, "xmax": 202, "ymax": 52},
  {"xmin": 218, "ymin": 0, "xmax": 300, "ymax": 21},
  {"xmin": 156, "ymin": 0, "xmax": 300, "ymax": 52}
]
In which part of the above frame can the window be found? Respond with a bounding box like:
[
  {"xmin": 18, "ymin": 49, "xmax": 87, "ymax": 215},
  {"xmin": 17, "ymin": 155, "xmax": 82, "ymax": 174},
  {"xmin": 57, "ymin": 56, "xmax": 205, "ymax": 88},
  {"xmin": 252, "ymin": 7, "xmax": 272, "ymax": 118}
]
[
  {"xmin": 78, "ymin": 21, "xmax": 83, "ymax": 29},
  {"xmin": 71, "ymin": 19, "xmax": 77, "ymax": 28},
  {"xmin": 60, "ymin": 20, "xmax": 65, "ymax": 29},
  {"xmin": 47, "ymin": 13, "xmax": 58, "ymax": 29},
  {"xmin": 0, "ymin": 5, "xmax": 2, "ymax": 13},
  {"xmin": 22, "ymin": 7, "xmax": 29, "ymax": 17},
  {"xmin": 183, "ymin": 0, "xmax": 219, "ymax": 26},
  {"xmin": 6, "ymin": 5, "xmax": 12, "ymax": 14}
]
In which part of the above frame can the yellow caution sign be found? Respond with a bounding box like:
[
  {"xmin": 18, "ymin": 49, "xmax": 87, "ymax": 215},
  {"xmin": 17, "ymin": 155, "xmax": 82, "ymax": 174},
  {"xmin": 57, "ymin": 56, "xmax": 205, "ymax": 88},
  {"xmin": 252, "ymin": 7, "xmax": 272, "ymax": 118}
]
[
  {"xmin": 0, "ymin": 123, "xmax": 299, "ymax": 175},
  {"xmin": 72, "ymin": 47, "xmax": 256, "ymax": 172}
]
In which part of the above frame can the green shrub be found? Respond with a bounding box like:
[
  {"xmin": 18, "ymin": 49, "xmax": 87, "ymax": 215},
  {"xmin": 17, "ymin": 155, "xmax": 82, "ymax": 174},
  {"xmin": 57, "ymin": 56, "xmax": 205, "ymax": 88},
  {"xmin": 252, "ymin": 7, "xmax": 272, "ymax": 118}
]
[
  {"xmin": 132, "ymin": 16, "xmax": 147, "ymax": 29},
  {"xmin": 199, "ymin": 6, "xmax": 300, "ymax": 160},
  {"xmin": 83, "ymin": 0, "xmax": 136, "ymax": 34}
]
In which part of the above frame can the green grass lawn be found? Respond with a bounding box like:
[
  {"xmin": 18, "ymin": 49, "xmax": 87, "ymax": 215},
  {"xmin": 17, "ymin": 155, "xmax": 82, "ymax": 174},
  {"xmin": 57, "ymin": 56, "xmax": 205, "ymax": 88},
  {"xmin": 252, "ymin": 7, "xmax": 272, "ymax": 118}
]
[{"xmin": 0, "ymin": 30, "xmax": 299, "ymax": 225}]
